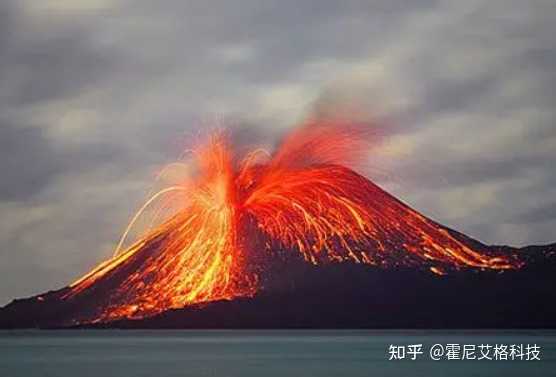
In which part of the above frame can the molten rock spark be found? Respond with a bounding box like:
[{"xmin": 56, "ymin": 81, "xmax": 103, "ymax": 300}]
[{"xmin": 63, "ymin": 122, "xmax": 521, "ymax": 323}]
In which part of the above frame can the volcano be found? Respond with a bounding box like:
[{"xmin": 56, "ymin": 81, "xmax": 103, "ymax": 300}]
[{"xmin": 1, "ymin": 122, "xmax": 555, "ymax": 329}]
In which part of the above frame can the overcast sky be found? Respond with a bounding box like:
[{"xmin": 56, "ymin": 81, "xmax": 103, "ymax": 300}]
[{"xmin": 1, "ymin": 0, "xmax": 555, "ymax": 305}]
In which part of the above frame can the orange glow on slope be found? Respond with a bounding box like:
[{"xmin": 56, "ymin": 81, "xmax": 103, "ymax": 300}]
[{"xmin": 64, "ymin": 122, "xmax": 521, "ymax": 323}]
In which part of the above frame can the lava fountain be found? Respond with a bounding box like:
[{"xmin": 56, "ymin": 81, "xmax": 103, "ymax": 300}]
[{"xmin": 60, "ymin": 121, "xmax": 521, "ymax": 323}]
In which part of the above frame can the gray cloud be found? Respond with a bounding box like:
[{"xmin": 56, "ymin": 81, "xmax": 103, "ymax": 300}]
[
  {"xmin": 0, "ymin": 119, "xmax": 62, "ymax": 200},
  {"xmin": 0, "ymin": 3, "xmax": 118, "ymax": 107},
  {"xmin": 0, "ymin": 0, "xmax": 555, "ymax": 304}
]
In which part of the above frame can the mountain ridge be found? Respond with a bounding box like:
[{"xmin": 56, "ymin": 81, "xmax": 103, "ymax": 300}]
[{"xmin": 1, "ymin": 242, "xmax": 554, "ymax": 329}]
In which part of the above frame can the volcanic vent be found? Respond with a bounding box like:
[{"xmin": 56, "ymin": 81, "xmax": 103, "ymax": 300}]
[{"xmin": 1, "ymin": 121, "xmax": 538, "ymax": 328}]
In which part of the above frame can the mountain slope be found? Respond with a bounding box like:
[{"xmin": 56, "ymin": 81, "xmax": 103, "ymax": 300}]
[
  {"xmin": 0, "ymin": 166, "xmax": 553, "ymax": 328},
  {"xmin": 1, "ymin": 244, "xmax": 555, "ymax": 329}
]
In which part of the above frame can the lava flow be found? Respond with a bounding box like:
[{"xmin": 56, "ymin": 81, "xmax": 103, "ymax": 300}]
[{"xmin": 61, "ymin": 121, "xmax": 521, "ymax": 323}]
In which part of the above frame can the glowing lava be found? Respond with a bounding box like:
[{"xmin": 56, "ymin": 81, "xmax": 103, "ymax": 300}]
[{"xmin": 63, "ymin": 122, "xmax": 521, "ymax": 323}]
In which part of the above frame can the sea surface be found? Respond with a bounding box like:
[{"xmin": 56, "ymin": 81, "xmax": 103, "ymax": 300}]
[{"xmin": 1, "ymin": 330, "xmax": 555, "ymax": 377}]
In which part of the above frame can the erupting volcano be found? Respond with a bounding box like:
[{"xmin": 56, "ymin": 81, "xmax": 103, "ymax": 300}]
[{"xmin": 1, "ymin": 121, "xmax": 554, "ymax": 329}]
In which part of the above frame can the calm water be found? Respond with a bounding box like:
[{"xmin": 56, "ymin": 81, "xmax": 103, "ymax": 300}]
[{"xmin": 1, "ymin": 330, "xmax": 555, "ymax": 377}]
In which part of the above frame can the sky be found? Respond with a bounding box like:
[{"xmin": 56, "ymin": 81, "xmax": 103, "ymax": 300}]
[{"xmin": 0, "ymin": 0, "xmax": 555, "ymax": 305}]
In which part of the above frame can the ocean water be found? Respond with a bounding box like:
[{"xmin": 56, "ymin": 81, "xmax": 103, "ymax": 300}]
[{"xmin": 1, "ymin": 330, "xmax": 555, "ymax": 377}]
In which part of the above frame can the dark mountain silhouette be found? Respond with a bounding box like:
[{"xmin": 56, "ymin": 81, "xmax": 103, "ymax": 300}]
[
  {"xmin": 0, "ymin": 163, "xmax": 554, "ymax": 329},
  {"xmin": 1, "ymin": 242, "xmax": 554, "ymax": 329}
]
